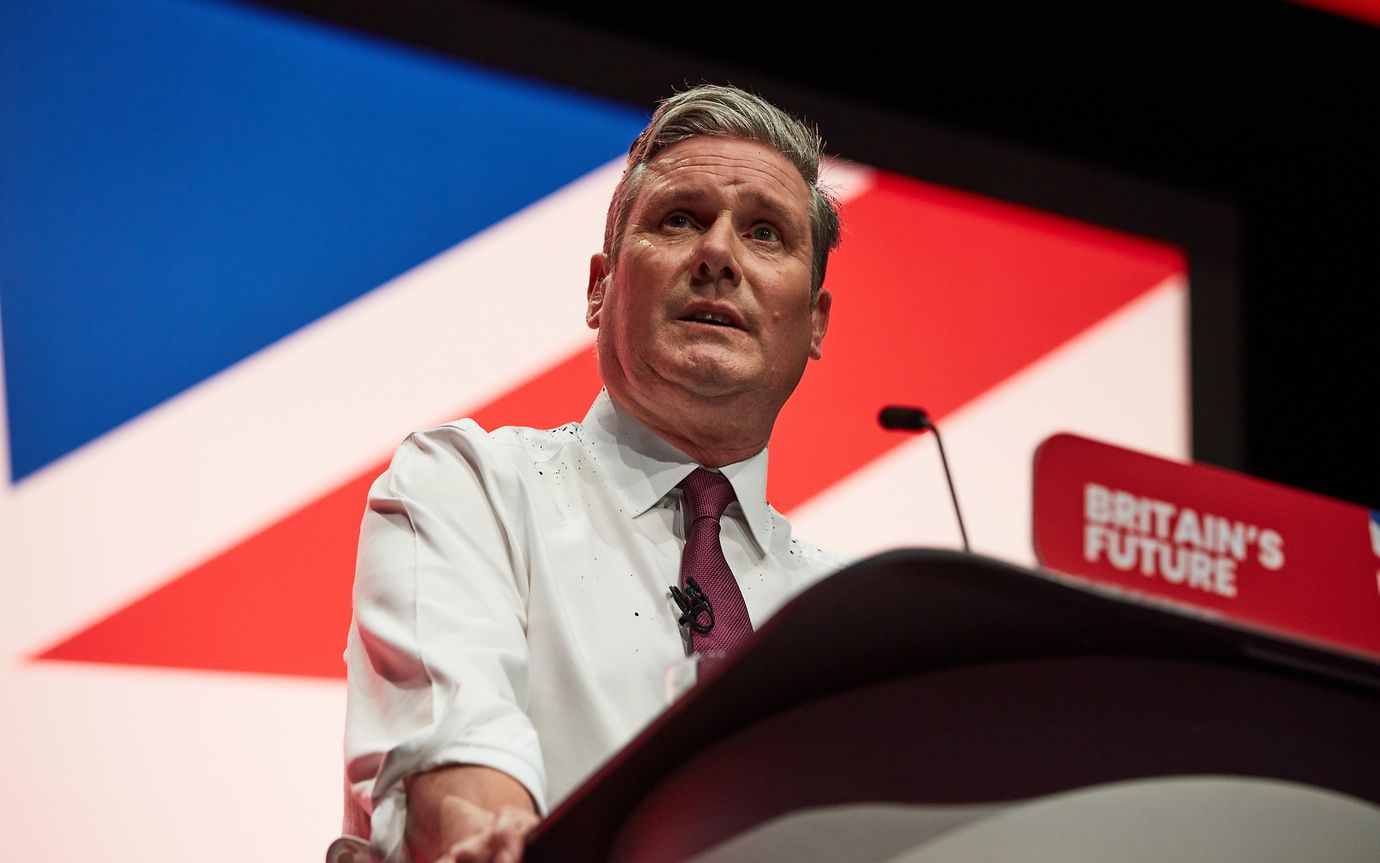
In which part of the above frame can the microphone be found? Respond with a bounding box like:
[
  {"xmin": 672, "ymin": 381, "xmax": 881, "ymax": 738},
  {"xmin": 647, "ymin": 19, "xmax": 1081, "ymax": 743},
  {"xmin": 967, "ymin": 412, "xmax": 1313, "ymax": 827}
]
[
  {"xmin": 671, "ymin": 577, "xmax": 714, "ymax": 633},
  {"xmin": 879, "ymin": 406, "xmax": 931, "ymax": 432},
  {"xmin": 879, "ymin": 405, "xmax": 971, "ymax": 553}
]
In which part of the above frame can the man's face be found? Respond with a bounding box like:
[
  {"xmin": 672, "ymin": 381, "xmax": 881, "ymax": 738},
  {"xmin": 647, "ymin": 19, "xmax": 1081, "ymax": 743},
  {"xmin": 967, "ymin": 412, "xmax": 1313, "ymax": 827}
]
[{"xmin": 587, "ymin": 136, "xmax": 830, "ymax": 426}]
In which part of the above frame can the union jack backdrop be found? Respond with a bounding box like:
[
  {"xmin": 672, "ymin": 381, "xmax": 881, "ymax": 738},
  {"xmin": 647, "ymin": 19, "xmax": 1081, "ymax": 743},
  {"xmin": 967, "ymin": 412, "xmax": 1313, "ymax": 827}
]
[{"xmin": 1, "ymin": 1, "xmax": 1187, "ymax": 859}]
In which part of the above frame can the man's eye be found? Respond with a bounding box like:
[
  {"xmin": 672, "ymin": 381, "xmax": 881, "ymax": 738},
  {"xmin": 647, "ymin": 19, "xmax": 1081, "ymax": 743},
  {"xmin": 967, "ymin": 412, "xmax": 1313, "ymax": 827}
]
[
  {"xmin": 751, "ymin": 224, "xmax": 780, "ymax": 242},
  {"xmin": 664, "ymin": 213, "xmax": 694, "ymax": 230}
]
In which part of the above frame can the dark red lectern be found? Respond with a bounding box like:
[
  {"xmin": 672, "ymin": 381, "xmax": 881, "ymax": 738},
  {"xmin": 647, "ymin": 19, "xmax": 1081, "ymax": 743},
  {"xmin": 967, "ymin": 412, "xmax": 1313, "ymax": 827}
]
[{"xmin": 524, "ymin": 550, "xmax": 1380, "ymax": 862}]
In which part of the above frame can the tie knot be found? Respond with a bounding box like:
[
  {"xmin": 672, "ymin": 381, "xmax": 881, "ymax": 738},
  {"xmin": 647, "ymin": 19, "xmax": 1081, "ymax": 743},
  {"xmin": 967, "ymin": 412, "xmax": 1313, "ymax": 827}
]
[{"xmin": 678, "ymin": 468, "xmax": 736, "ymax": 521}]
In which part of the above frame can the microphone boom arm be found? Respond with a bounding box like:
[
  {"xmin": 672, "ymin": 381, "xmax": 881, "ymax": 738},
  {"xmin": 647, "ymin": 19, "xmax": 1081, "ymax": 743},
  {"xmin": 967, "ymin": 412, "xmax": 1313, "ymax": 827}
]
[{"xmin": 879, "ymin": 405, "xmax": 971, "ymax": 553}]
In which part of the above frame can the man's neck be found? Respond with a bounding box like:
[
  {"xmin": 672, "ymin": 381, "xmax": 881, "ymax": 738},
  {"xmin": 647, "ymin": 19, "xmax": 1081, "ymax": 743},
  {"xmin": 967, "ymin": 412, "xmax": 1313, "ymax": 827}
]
[{"xmin": 607, "ymin": 390, "xmax": 772, "ymax": 468}]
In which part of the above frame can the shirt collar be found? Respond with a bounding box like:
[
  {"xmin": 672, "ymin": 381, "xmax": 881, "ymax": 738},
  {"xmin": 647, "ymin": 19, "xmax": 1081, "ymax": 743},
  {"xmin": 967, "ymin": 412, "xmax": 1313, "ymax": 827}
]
[{"xmin": 579, "ymin": 390, "xmax": 774, "ymax": 553}]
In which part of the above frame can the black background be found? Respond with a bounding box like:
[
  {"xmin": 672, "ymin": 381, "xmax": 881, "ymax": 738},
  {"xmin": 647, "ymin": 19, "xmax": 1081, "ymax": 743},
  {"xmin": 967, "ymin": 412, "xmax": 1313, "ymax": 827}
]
[{"xmin": 252, "ymin": 0, "xmax": 1379, "ymax": 510}]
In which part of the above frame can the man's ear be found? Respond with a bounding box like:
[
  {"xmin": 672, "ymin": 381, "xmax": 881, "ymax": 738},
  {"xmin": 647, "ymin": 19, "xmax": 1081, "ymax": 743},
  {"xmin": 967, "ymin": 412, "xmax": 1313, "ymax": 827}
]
[
  {"xmin": 809, "ymin": 287, "xmax": 832, "ymax": 360},
  {"xmin": 587, "ymin": 253, "xmax": 611, "ymax": 330}
]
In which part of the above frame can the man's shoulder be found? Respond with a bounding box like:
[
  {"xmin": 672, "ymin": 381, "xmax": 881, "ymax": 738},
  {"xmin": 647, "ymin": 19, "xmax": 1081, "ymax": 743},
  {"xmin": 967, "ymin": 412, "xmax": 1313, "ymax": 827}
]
[
  {"xmin": 762, "ymin": 503, "xmax": 854, "ymax": 575},
  {"xmin": 373, "ymin": 417, "xmax": 590, "ymax": 508},
  {"xmin": 785, "ymin": 532, "xmax": 853, "ymax": 572},
  {"xmin": 397, "ymin": 416, "xmax": 585, "ymax": 467}
]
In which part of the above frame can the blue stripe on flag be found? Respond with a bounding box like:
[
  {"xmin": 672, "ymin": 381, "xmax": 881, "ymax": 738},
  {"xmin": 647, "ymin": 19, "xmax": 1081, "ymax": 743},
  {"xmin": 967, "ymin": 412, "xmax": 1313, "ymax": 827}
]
[{"xmin": 0, "ymin": 0, "xmax": 644, "ymax": 480}]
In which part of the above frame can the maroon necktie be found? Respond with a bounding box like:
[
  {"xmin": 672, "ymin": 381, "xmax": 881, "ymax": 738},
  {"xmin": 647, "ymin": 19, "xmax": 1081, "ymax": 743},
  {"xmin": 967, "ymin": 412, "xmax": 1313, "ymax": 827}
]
[{"xmin": 677, "ymin": 468, "xmax": 753, "ymax": 665}]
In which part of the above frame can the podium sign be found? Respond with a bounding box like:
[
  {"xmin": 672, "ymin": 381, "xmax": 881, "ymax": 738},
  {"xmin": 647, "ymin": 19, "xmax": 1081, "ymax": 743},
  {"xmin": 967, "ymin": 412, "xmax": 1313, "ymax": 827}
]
[{"xmin": 1033, "ymin": 433, "xmax": 1380, "ymax": 661}]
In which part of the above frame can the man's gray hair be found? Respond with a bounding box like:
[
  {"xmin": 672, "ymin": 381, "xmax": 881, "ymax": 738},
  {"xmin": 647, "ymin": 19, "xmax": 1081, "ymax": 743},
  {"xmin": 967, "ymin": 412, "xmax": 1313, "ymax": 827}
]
[{"xmin": 602, "ymin": 84, "xmax": 841, "ymax": 302}]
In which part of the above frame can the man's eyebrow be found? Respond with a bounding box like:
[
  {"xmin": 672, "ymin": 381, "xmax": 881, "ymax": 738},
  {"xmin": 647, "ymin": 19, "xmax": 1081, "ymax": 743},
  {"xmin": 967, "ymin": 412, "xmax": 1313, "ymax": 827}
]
[
  {"xmin": 641, "ymin": 185, "xmax": 711, "ymax": 211},
  {"xmin": 741, "ymin": 189, "xmax": 806, "ymax": 227}
]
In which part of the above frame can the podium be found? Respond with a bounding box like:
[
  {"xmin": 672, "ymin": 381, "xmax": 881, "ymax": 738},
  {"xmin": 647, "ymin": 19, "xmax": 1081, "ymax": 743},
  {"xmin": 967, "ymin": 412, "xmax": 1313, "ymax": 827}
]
[{"xmin": 524, "ymin": 550, "xmax": 1380, "ymax": 861}]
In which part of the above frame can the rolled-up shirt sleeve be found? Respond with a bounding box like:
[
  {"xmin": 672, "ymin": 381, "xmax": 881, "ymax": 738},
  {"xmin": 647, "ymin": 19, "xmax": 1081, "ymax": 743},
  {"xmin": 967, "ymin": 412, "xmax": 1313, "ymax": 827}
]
[{"xmin": 344, "ymin": 423, "xmax": 547, "ymax": 863}]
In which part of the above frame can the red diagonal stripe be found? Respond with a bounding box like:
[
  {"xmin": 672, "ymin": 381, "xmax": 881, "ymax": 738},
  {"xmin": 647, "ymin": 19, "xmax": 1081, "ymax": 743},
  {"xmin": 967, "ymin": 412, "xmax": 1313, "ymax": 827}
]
[
  {"xmin": 769, "ymin": 173, "xmax": 1183, "ymax": 510},
  {"xmin": 36, "ymin": 173, "xmax": 1184, "ymax": 678},
  {"xmin": 36, "ymin": 351, "xmax": 603, "ymax": 677}
]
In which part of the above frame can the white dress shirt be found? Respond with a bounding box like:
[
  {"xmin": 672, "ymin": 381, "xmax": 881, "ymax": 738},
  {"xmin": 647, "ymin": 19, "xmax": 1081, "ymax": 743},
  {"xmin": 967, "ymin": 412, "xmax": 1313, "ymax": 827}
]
[{"xmin": 344, "ymin": 390, "xmax": 847, "ymax": 861}]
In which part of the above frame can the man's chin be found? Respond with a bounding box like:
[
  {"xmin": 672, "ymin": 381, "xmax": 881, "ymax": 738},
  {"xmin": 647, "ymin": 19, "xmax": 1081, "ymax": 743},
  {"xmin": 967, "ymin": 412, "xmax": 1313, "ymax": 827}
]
[{"xmin": 654, "ymin": 360, "xmax": 760, "ymax": 400}]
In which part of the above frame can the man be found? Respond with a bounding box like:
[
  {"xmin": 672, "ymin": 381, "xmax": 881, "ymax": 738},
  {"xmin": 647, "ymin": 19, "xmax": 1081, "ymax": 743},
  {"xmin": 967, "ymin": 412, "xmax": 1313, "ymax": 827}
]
[{"xmin": 344, "ymin": 84, "xmax": 845, "ymax": 863}]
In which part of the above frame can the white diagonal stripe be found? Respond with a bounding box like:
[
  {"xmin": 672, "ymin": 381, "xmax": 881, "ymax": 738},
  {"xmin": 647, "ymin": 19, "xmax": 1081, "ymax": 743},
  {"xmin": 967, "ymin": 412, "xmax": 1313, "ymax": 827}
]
[{"xmin": 790, "ymin": 275, "xmax": 1189, "ymax": 566}]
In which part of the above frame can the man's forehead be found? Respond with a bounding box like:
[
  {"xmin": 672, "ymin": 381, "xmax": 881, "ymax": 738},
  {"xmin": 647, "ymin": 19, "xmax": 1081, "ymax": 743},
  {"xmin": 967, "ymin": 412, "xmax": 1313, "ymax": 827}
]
[{"xmin": 636, "ymin": 137, "xmax": 811, "ymax": 214}]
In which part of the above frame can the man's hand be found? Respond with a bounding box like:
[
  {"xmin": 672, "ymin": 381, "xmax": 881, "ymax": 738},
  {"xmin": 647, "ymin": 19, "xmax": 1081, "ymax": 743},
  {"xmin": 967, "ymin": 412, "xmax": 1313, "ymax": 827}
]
[
  {"xmin": 432, "ymin": 797, "xmax": 539, "ymax": 863},
  {"xmin": 406, "ymin": 765, "xmax": 539, "ymax": 863}
]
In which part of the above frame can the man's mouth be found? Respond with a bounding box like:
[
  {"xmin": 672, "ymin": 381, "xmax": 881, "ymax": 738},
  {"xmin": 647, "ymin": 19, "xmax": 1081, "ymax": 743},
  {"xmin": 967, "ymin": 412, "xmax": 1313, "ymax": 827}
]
[
  {"xmin": 678, "ymin": 302, "xmax": 746, "ymax": 330},
  {"xmin": 682, "ymin": 312, "xmax": 737, "ymax": 328}
]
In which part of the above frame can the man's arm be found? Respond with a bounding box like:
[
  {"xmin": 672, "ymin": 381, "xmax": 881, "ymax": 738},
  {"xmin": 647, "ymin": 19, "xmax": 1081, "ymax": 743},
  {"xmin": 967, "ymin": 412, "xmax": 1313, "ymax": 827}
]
[
  {"xmin": 346, "ymin": 425, "xmax": 549, "ymax": 863},
  {"xmin": 405, "ymin": 765, "xmax": 539, "ymax": 863}
]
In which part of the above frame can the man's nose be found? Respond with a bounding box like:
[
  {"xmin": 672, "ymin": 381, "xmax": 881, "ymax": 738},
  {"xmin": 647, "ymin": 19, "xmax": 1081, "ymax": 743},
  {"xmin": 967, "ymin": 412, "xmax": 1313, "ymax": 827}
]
[{"xmin": 692, "ymin": 216, "xmax": 742, "ymax": 288}]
